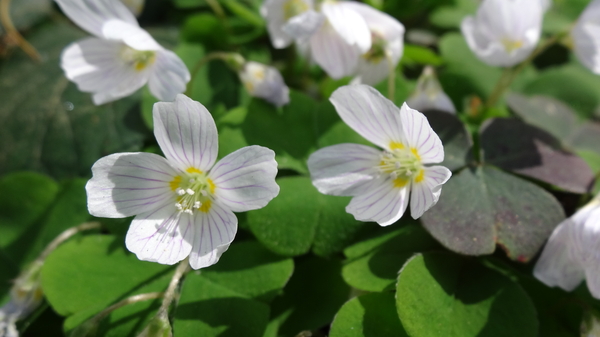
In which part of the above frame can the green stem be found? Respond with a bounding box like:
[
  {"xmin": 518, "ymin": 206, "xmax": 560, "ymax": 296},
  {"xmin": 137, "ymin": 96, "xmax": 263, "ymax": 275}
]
[
  {"xmin": 94, "ymin": 293, "xmax": 164, "ymax": 323},
  {"xmin": 37, "ymin": 222, "xmax": 102, "ymax": 262},
  {"xmin": 158, "ymin": 258, "xmax": 190, "ymax": 315},
  {"xmin": 485, "ymin": 35, "xmax": 561, "ymax": 108}
]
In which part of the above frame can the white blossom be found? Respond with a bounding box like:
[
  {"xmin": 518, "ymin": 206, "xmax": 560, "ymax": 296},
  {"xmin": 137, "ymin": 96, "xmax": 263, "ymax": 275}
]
[
  {"xmin": 460, "ymin": 0, "xmax": 544, "ymax": 67},
  {"xmin": 572, "ymin": 0, "xmax": 600, "ymax": 75},
  {"xmin": 406, "ymin": 66, "xmax": 456, "ymax": 114},
  {"xmin": 86, "ymin": 95, "xmax": 280, "ymax": 269},
  {"xmin": 239, "ymin": 61, "xmax": 290, "ymax": 107},
  {"xmin": 56, "ymin": 0, "xmax": 190, "ymax": 105},
  {"xmin": 0, "ymin": 262, "xmax": 44, "ymax": 337},
  {"xmin": 348, "ymin": 2, "xmax": 405, "ymax": 85},
  {"xmin": 260, "ymin": 0, "xmax": 322, "ymax": 49},
  {"xmin": 307, "ymin": 85, "xmax": 451, "ymax": 226},
  {"xmin": 534, "ymin": 196, "xmax": 600, "ymax": 299}
]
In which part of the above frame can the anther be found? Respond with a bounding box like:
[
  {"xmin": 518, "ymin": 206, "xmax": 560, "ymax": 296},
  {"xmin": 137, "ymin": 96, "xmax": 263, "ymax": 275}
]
[{"xmin": 186, "ymin": 189, "xmax": 195, "ymax": 195}]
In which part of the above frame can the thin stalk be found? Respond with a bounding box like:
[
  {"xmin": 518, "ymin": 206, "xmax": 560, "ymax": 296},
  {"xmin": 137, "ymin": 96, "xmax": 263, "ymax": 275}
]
[
  {"xmin": 37, "ymin": 222, "xmax": 102, "ymax": 262},
  {"xmin": 186, "ymin": 52, "xmax": 234, "ymax": 96},
  {"xmin": 94, "ymin": 293, "xmax": 164, "ymax": 323},
  {"xmin": 158, "ymin": 258, "xmax": 190, "ymax": 314},
  {"xmin": 485, "ymin": 35, "xmax": 560, "ymax": 108},
  {"xmin": 205, "ymin": 0, "xmax": 232, "ymax": 35},
  {"xmin": 0, "ymin": 0, "xmax": 41, "ymax": 61},
  {"xmin": 387, "ymin": 54, "xmax": 396, "ymax": 102}
]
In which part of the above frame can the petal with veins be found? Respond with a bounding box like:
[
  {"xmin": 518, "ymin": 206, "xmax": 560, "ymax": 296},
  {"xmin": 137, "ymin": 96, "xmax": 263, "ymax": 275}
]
[
  {"xmin": 321, "ymin": 2, "xmax": 371, "ymax": 53},
  {"xmin": 189, "ymin": 201, "xmax": 238, "ymax": 269},
  {"xmin": 346, "ymin": 176, "xmax": 409, "ymax": 227},
  {"xmin": 55, "ymin": 0, "xmax": 138, "ymax": 38},
  {"xmin": 153, "ymin": 94, "xmax": 219, "ymax": 172},
  {"xmin": 210, "ymin": 146, "xmax": 280, "ymax": 212},
  {"xmin": 399, "ymin": 103, "xmax": 444, "ymax": 164},
  {"xmin": 126, "ymin": 203, "xmax": 194, "ymax": 265},
  {"xmin": 86, "ymin": 152, "xmax": 179, "ymax": 218},
  {"xmin": 148, "ymin": 50, "xmax": 191, "ymax": 101},
  {"xmin": 409, "ymin": 165, "xmax": 452, "ymax": 219},
  {"xmin": 307, "ymin": 143, "xmax": 381, "ymax": 196}
]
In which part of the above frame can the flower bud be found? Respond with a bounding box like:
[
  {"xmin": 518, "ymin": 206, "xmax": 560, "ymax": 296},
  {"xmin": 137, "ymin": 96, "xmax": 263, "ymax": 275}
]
[
  {"xmin": 571, "ymin": 0, "xmax": 600, "ymax": 75},
  {"xmin": 406, "ymin": 66, "xmax": 456, "ymax": 114},
  {"xmin": 239, "ymin": 61, "xmax": 290, "ymax": 107}
]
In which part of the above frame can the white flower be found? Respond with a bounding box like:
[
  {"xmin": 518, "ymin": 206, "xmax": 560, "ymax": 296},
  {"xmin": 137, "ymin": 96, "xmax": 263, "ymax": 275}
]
[
  {"xmin": 307, "ymin": 85, "xmax": 452, "ymax": 226},
  {"xmin": 260, "ymin": 0, "xmax": 323, "ymax": 49},
  {"xmin": 85, "ymin": 95, "xmax": 280, "ymax": 269},
  {"xmin": 307, "ymin": 1, "xmax": 372, "ymax": 79},
  {"xmin": 239, "ymin": 61, "xmax": 290, "ymax": 107},
  {"xmin": 0, "ymin": 262, "xmax": 44, "ymax": 337},
  {"xmin": 534, "ymin": 196, "xmax": 600, "ymax": 299},
  {"xmin": 56, "ymin": 0, "xmax": 190, "ymax": 105},
  {"xmin": 460, "ymin": 0, "xmax": 544, "ymax": 67},
  {"xmin": 406, "ymin": 66, "xmax": 456, "ymax": 114},
  {"xmin": 347, "ymin": 2, "xmax": 405, "ymax": 86},
  {"xmin": 572, "ymin": 0, "xmax": 600, "ymax": 75}
]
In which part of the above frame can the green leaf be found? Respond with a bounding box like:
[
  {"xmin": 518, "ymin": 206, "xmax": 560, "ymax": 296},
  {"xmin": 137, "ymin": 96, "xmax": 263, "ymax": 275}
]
[
  {"xmin": 0, "ymin": 23, "xmax": 148, "ymax": 179},
  {"xmin": 221, "ymin": 0, "xmax": 265, "ymax": 27},
  {"xmin": 429, "ymin": 0, "xmax": 478, "ymax": 29},
  {"xmin": 396, "ymin": 252, "xmax": 538, "ymax": 337},
  {"xmin": 182, "ymin": 13, "xmax": 229, "ymax": 49},
  {"xmin": 423, "ymin": 110, "xmax": 473, "ymax": 171},
  {"xmin": 480, "ymin": 118, "xmax": 594, "ymax": 193},
  {"xmin": 248, "ymin": 177, "xmax": 368, "ymax": 257},
  {"xmin": 420, "ymin": 166, "xmax": 565, "ymax": 262},
  {"xmin": 173, "ymin": 274, "xmax": 270, "ymax": 337},
  {"xmin": 342, "ymin": 223, "xmax": 441, "ymax": 292},
  {"xmin": 41, "ymin": 235, "xmax": 173, "ymax": 335},
  {"xmin": 199, "ymin": 241, "xmax": 294, "ymax": 302},
  {"xmin": 266, "ymin": 256, "xmax": 350, "ymax": 337},
  {"xmin": 402, "ymin": 44, "xmax": 444, "ymax": 67},
  {"xmin": 329, "ymin": 292, "xmax": 408, "ymax": 337}
]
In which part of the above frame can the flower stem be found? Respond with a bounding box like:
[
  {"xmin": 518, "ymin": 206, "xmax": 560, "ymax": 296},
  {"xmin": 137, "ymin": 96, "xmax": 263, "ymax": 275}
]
[
  {"xmin": 37, "ymin": 222, "xmax": 102, "ymax": 262},
  {"xmin": 158, "ymin": 258, "xmax": 190, "ymax": 315},
  {"xmin": 94, "ymin": 293, "xmax": 164, "ymax": 323},
  {"xmin": 186, "ymin": 52, "xmax": 238, "ymax": 96},
  {"xmin": 0, "ymin": 0, "xmax": 41, "ymax": 61},
  {"xmin": 485, "ymin": 35, "xmax": 561, "ymax": 108},
  {"xmin": 387, "ymin": 54, "xmax": 396, "ymax": 102}
]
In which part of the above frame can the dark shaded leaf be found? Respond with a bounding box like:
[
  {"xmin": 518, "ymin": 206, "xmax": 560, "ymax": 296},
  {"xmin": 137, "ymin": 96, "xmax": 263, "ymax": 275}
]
[
  {"xmin": 420, "ymin": 166, "xmax": 565, "ymax": 261},
  {"xmin": 480, "ymin": 118, "xmax": 594, "ymax": 193},
  {"xmin": 423, "ymin": 110, "xmax": 473, "ymax": 171}
]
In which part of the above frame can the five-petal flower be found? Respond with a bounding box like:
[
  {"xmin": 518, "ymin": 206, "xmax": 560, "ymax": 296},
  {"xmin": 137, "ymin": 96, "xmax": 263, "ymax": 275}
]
[
  {"xmin": 56, "ymin": 0, "xmax": 190, "ymax": 105},
  {"xmin": 86, "ymin": 94, "xmax": 280, "ymax": 269},
  {"xmin": 534, "ymin": 196, "xmax": 600, "ymax": 299},
  {"xmin": 307, "ymin": 85, "xmax": 451, "ymax": 226}
]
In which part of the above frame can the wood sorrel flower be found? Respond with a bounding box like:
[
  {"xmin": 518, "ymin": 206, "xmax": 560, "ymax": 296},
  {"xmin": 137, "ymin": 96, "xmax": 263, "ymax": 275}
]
[
  {"xmin": 238, "ymin": 61, "xmax": 290, "ymax": 107},
  {"xmin": 86, "ymin": 95, "xmax": 280, "ymax": 269},
  {"xmin": 460, "ymin": 0, "xmax": 544, "ymax": 67},
  {"xmin": 261, "ymin": 0, "xmax": 323, "ymax": 49},
  {"xmin": 534, "ymin": 196, "xmax": 600, "ymax": 299},
  {"xmin": 307, "ymin": 85, "xmax": 451, "ymax": 226},
  {"xmin": 572, "ymin": 0, "xmax": 600, "ymax": 75},
  {"xmin": 56, "ymin": 0, "xmax": 190, "ymax": 105},
  {"xmin": 406, "ymin": 66, "xmax": 456, "ymax": 114},
  {"xmin": 347, "ymin": 2, "xmax": 405, "ymax": 86}
]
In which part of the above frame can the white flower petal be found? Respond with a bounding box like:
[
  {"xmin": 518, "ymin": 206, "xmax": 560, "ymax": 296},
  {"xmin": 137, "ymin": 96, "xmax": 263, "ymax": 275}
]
[
  {"xmin": 189, "ymin": 201, "xmax": 237, "ymax": 269},
  {"xmin": 261, "ymin": 0, "xmax": 298, "ymax": 49},
  {"xmin": 409, "ymin": 166, "xmax": 451, "ymax": 219},
  {"xmin": 330, "ymin": 85, "xmax": 403, "ymax": 150},
  {"xmin": 61, "ymin": 37, "xmax": 149, "ymax": 105},
  {"xmin": 125, "ymin": 203, "xmax": 194, "ymax": 265},
  {"xmin": 239, "ymin": 61, "xmax": 290, "ymax": 107},
  {"xmin": 86, "ymin": 152, "xmax": 179, "ymax": 218},
  {"xmin": 533, "ymin": 220, "xmax": 585, "ymax": 291},
  {"xmin": 148, "ymin": 50, "xmax": 190, "ymax": 101},
  {"xmin": 307, "ymin": 143, "xmax": 381, "ymax": 196},
  {"xmin": 282, "ymin": 10, "xmax": 324, "ymax": 40},
  {"xmin": 406, "ymin": 66, "xmax": 456, "ymax": 114},
  {"xmin": 341, "ymin": 2, "xmax": 404, "ymax": 42},
  {"xmin": 309, "ymin": 24, "xmax": 360, "ymax": 79},
  {"xmin": 346, "ymin": 176, "xmax": 409, "ymax": 227},
  {"xmin": 572, "ymin": 0, "xmax": 600, "ymax": 75},
  {"xmin": 153, "ymin": 94, "xmax": 219, "ymax": 172},
  {"xmin": 321, "ymin": 2, "xmax": 371, "ymax": 53},
  {"xmin": 55, "ymin": 0, "xmax": 138, "ymax": 37},
  {"xmin": 209, "ymin": 145, "xmax": 280, "ymax": 213},
  {"xmin": 399, "ymin": 103, "xmax": 444, "ymax": 164},
  {"xmin": 101, "ymin": 19, "xmax": 162, "ymax": 51},
  {"xmin": 0, "ymin": 319, "xmax": 18, "ymax": 337}
]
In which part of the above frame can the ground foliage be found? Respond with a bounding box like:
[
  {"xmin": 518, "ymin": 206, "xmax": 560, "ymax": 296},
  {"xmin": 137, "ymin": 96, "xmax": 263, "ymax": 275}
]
[{"xmin": 0, "ymin": 0, "xmax": 599, "ymax": 336}]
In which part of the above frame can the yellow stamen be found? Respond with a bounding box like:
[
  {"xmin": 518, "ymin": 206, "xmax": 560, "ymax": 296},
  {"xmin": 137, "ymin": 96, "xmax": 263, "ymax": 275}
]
[
  {"xmin": 389, "ymin": 142, "xmax": 405, "ymax": 150},
  {"xmin": 501, "ymin": 38, "xmax": 524, "ymax": 53},
  {"xmin": 410, "ymin": 148, "xmax": 421, "ymax": 161},
  {"xmin": 170, "ymin": 176, "xmax": 182, "ymax": 191},
  {"xmin": 208, "ymin": 178, "xmax": 216, "ymax": 194},
  {"xmin": 186, "ymin": 167, "xmax": 203, "ymax": 174},
  {"xmin": 283, "ymin": 0, "xmax": 309, "ymax": 20},
  {"xmin": 414, "ymin": 170, "xmax": 425, "ymax": 183},
  {"xmin": 393, "ymin": 177, "xmax": 409, "ymax": 188},
  {"xmin": 199, "ymin": 200, "xmax": 212, "ymax": 213}
]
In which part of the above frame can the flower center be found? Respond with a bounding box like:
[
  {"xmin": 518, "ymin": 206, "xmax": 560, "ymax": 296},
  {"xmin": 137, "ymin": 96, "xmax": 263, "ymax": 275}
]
[
  {"xmin": 500, "ymin": 38, "xmax": 524, "ymax": 53},
  {"xmin": 362, "ymin": 32, "xmax": 387, "ymax": 64},
  {"xmin": 120, "ymin": 46, "xmax": 156, "ymax": 72},
  {"xmin": 170, "ymin": 168, "xmax": 216, "ymax": 214},
  {"xmin": 378, "ymin": 142, "xmax": 424, "ymax": 188},
  {"xmin": 283, "ymin": 0, "xmax": 309, "ymax": 20}
]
